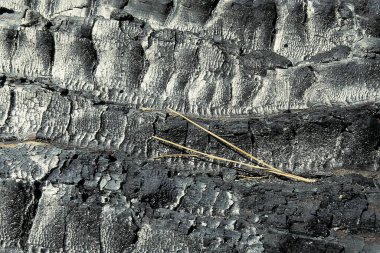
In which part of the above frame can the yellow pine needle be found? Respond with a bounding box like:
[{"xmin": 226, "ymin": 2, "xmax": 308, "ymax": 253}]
[
  {"xmin": 0, "ymin": 143, "xmax": 18, "ymax": 148},
  {"xmin": 167, "ymin": 109, "xmax": 283, "ymax": 173},
  {"xmin": 0, "ymin": 140, "xmax": 49, "ymax": 148},
  {"xmin": 152, "ymin": 136, "xmax": 270, "ymax": 171},
  {"xmin": 156, "ymin": 153, "xmax": 269, "ymax": 181},
  {"xmin": 238, "ymin": 175, "xmax": 268, "ymax": 180},
  {"xmin": 152, "ymin": 136, "xmax": 316, "ymax": 183},
  {"xmin": 156, "ymin": 154, "xmax": 267, "ymax": 180},
  {"xmin": 23, "ymin": 140, "xmax": 49, "ymax": 146},
  {"xmin": 153, "ymin": 154, "xmax": 198, "ymax": 159}
]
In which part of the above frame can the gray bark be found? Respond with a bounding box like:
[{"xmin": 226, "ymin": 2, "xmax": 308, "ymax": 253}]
[{"xmin": 0, "ymin": 0, "xmax": 379, "ymax": 252}]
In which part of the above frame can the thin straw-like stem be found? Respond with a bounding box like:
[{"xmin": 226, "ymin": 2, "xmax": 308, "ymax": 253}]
[
  {"xmin": 0, "ymin": 140, "xmax": 49, "ymax": 148},
  {"xmin": 238, "ymin": 175, "xmax": 268, "ymax": 180},
  {"xmin": 152, "ymin": 136, "xmax": 316, "ymax": 183},
  {"xmin": 167, "ymin": 109, "xmax": 283, "ymax": 173},
  {"xmin": 153, "ymin": 136, "xmax": 269, "ymax": 171},
  {"xmin": 156, "ymin": 154, "xmax": 268, "ymax": 179},
  {"xmin": 153, "ymin": 154, "xmax": 198, "ymax": 159}
]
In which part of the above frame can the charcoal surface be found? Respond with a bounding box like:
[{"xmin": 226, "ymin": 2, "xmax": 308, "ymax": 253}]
[{"xmin": 0, "ymin": 0, "xmax": 379, "ymax": 252}]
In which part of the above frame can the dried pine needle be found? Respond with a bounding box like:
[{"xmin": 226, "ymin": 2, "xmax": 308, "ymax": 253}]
[
  {"xmin": 152, "ymin": 136, "xmax": 316, "ymax": 183},
  {"xmin": 156, "ymin": 153, "xmax": 270, "ymax": 181},
  {"xmin": 0, "ymin": 140, "xmax": 49, "ymax": 148},
  {"xmin": 152, "ymin": 136, "xmax": 270, "ymax": 170},
  {"xmin": 153, "ymin": 153, "xmax": 198, "ymax": 159},
  {"xmin": 0, "ymin": 143, "xmax": 18, "ymax": 148},
  {"xmin": 238, "ymin": 175, "xmax": 268, "ymax": 180},
  {"xmin": 167, "ymin": 109, "xmax": 283, "ymax": 174}
]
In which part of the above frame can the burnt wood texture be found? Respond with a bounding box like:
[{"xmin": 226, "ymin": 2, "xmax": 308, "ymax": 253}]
[{"xmin": 0, "ymin": 0, "xmax": 379, "ymax": 252}]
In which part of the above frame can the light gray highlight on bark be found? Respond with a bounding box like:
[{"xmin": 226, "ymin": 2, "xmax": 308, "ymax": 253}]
[
  {"xmin": 0, "ymin": 0, "xmax": 379, "ymax": 252},
  {"xmin": 0, "ymin": 0, "xmax": 379, "ymax": 116}
]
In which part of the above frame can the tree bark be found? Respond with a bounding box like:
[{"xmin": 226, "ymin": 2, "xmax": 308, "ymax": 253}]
[{"xmin": 0, "ymin": 0, "xmax": 379, "ymax": 252}]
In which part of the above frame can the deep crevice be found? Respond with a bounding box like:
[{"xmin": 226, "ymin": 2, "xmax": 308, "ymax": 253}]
[
  {"xmin": 0, "ymin": 7, "xmax": 14, "ymax": 15},
  {"xmin": 1, "ymin": 89, "xmax": 16, "ymax": 132},
  {"xmin": 270, "ymin": 2, "xmax": 278, "ymax": 50},
  {"xmin": 209, "ymin": 0, "xmax": 221, "ymax": 16}
]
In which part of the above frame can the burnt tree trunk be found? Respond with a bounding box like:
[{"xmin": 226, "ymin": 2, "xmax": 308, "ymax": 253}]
[{"xmin": 0, "ymin": 0, "xmax": 379, "ymax": 252}]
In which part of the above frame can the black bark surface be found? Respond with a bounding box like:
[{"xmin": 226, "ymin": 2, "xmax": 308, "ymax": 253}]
[{"xmin": 0, "ymin": 0, "xmax": 379, "ymax": 252}]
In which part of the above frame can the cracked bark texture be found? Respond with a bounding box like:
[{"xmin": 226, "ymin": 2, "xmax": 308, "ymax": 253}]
[{"xmin": 0, "ymin": 0, "xmax": 379, "ymax": 252}]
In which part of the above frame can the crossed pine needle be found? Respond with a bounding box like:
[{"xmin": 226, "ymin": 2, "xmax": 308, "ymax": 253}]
[{"xmin": 152, "ymin": 109, "xmax": 316, "ymax": 183}]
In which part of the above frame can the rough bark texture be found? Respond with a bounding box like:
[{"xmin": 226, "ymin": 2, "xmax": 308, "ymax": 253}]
[{"xmin": 0, "ymin": 0, "xmax": 379, "ymax": 252}]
